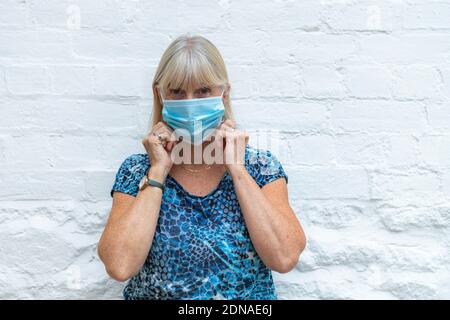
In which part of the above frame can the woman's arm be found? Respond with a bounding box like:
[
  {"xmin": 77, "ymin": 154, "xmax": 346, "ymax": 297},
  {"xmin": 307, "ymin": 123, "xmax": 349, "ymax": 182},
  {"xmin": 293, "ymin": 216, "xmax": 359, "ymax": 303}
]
[
  {"xmin": 215, "ymin": 119, "xmax": 306, "ymax": 274},
  {"xmin": 97, "ymin": 165, "xmax": 167, "ymax": 282},
  {"xmin": 98, "ymin": 121, "xmax": 175, "ymax": 282},
  {"xmin": 229, "ymin": 166, "xmax": 306, "ymax": 273}
]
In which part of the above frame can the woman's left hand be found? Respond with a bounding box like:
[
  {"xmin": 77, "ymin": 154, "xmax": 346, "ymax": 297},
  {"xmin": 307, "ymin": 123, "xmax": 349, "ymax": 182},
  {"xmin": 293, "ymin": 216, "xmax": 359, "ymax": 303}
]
[{"xmin": 215, "ymin": 119, "xmax": 249, "ymax": 174}]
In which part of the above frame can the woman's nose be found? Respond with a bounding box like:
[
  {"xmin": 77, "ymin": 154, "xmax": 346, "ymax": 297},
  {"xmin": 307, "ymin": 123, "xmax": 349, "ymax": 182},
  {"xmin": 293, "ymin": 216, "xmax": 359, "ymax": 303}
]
[{"xmin": 186, "ymin": 92, "xmax": 195, "ymax": 99}]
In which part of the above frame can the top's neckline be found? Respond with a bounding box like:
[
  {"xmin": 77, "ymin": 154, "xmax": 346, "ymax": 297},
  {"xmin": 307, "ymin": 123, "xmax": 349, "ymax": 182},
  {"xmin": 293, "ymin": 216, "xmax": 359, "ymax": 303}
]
[
  {"xmin": 144, "ymin": 143, "xmax": 252, "ymax": 200},
  {"xmin": 166, "ymin": 170, "xmax": 230, "ymax": 200}
]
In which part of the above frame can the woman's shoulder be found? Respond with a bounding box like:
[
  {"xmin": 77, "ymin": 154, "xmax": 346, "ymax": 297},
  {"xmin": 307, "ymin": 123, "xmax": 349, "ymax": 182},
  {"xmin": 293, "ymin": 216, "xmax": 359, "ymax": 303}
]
[
  {"xmin": 110, "ymin": 153, "xmax": 150, "ymax": 197},
  {"xmin": 244, "ymin": 144, "xmax": 288, "ymax": 188},
  {"xmin": 245, "ymin": 144, "xmax": 275, "ymax": 162},
  {"xmin": 244, "ymin": 144, "xmax": 283, "ymax": 168},
  {"xmin": 119, "ymin": 153, "xmax": 150, "ymax": 170}
]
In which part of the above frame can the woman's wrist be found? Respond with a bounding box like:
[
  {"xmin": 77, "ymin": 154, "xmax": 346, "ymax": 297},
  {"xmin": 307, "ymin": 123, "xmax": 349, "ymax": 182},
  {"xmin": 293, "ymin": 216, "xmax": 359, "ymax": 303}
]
[
  {"xmin": 227, "ymin": 164, "xmax": 247, "ymax": 179},
  {"xmin": 147, "ymin": 165, "xmax": 169, "ymax": 183}
]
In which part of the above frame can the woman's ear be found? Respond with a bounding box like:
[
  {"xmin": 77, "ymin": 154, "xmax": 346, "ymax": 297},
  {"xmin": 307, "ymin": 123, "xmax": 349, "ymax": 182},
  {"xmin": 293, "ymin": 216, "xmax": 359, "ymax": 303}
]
[
  {"xmin": 153, "ymin": 84, "xmax": 163, "ymax": 104},
  {"xmin": 223, "ymin": 83, "xmax": 230, "ymax": 101}
]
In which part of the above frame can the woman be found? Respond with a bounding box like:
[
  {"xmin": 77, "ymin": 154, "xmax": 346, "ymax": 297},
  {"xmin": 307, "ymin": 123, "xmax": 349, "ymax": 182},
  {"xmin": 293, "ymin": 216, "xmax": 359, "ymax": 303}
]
[{"xmin": 98, "ymin": 34, "xmax": 306, "ymax": 300}]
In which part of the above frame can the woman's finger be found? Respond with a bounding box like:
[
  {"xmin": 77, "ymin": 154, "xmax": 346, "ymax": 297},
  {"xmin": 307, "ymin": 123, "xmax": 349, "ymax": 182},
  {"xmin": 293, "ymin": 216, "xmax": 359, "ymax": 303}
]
[
  {"xmin": 165, "ymin": 141, "xmax": 173, "ymax": 152},
  {"xmin": 155, "ymin": 131, "xmax": 178, "ymax": 147},
  {"xmin": 159, "ymin": 121, "xmax": 176, "ymax": 134},
  {"xmin": 154, "ymin": 127, "xmax": 178, "ymax": 142},
  {"xmin": 219, "ymin": 120, "xmax": 235, "ymax": 131},
  {"xmin": 151, "ymin": 121, "xmax": 174, "ymax": 136},
  {"xmin": 221, "ymin": 119, "xmax": 235, "ymax": 128},
  {"xmin": 152, "ymin": 121, "xmax": 165, "ymax": 132}
]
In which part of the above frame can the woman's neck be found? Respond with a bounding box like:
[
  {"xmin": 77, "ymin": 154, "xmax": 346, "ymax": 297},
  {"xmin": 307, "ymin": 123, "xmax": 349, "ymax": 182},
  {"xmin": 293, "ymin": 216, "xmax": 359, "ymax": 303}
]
[{"xmin": 175, "ymin": 139, "xmax": 220, "ymax": 165}]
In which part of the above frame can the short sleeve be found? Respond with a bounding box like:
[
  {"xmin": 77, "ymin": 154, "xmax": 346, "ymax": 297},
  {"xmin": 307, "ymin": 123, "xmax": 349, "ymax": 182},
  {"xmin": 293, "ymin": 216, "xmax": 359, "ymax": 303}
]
[
  {"xmin": 246, "ymin": 146, "xmax": 288, "ymax": 188},
  {"xmin": 110, "ymin": 154, "xmax": 148, "ymax": 197}
]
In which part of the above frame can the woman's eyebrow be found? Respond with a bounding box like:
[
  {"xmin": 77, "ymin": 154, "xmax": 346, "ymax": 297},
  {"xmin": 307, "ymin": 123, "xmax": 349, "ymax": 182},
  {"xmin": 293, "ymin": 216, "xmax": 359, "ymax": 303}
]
[{"xmin": 195, "ymin": 86, "xmax": 211, "ymax": 90}]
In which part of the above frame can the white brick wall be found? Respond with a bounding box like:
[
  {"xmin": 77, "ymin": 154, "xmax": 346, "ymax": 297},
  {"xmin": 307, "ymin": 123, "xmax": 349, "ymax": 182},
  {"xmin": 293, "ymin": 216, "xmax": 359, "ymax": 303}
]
[{"xmin": 1, "ymin": 0, "xmax": 449, "ymax": 299}]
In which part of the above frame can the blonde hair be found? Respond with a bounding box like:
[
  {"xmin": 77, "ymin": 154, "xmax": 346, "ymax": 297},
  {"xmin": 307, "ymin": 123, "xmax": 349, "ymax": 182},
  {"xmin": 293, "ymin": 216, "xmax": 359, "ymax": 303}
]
[{"xmin": 150, "ymin": 34, "xmax": 234, "ymax": 128}]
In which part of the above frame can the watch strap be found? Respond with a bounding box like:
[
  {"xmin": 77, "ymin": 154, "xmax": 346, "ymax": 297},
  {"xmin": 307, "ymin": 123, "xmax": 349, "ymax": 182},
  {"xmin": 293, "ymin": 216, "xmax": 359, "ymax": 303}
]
[{"xmin": 147, "ymin": 178, "xmax": 165, "ymax": 192}]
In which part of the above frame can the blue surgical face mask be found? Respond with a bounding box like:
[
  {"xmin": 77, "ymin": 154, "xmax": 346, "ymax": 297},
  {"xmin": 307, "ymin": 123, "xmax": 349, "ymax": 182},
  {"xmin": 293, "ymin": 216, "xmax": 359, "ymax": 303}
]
[{"xmin": 160, "ymin": 88, "xmax": 226, "ymax": 145}]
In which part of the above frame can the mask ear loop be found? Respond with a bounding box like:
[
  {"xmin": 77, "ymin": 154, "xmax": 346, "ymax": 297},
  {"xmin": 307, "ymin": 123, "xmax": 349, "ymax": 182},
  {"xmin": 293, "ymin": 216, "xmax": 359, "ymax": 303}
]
[
  {"xmin": 219, "ymin": 85, "xmax": 227, "ymax": 124},
  {"xmin": 220, "ymin": 85, "xmax": 226, "ymax": 98}
]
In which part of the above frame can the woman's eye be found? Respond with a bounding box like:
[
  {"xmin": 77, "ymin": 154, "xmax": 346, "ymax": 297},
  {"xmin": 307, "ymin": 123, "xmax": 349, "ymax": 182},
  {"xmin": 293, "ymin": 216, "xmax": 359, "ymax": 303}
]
[
  {"xmin": 198, "ymin": 87, "xmax": 211, "ymax": 95},
  {"xmin": 169, "ymin": 89, "xmax": 184, "ymax": 96}
]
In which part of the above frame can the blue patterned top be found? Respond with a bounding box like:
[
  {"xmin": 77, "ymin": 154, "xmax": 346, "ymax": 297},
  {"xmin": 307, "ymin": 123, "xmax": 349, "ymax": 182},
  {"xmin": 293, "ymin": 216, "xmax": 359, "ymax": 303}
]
[{"xmin": 110, "ymin": 144, "xmax": 288, "ymax": 300}]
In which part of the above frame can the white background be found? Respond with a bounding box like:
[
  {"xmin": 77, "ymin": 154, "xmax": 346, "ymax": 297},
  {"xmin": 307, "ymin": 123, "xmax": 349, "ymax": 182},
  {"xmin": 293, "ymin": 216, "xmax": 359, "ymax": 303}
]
[{"xmin": 0, "ymin": 0, "xmax": 449, "ymax": 299}]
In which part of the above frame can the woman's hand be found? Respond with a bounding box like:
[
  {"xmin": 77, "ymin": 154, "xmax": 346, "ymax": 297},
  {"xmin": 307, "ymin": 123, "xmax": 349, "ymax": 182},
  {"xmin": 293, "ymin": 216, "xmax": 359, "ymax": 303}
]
[
  {"xmin": 214, "ymin": 119, "xmax": 249, "ymax": 175},
  {"xmin": 142, "ymin": 121, "xmax": 177, "ymax": 179}
]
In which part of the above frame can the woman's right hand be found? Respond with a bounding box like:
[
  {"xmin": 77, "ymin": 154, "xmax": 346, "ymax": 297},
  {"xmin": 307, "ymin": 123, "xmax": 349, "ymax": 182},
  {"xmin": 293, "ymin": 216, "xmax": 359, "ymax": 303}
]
[{"xmin": 142, "ymin": 121, "xmax": 177, "ymax": 177}]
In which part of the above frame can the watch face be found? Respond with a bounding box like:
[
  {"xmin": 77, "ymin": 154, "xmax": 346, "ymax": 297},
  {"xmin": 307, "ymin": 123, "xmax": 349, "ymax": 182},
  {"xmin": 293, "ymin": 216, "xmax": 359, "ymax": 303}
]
[{"xmin": 139, "ymin": 175, "xmax": 146, "ymax": 189}]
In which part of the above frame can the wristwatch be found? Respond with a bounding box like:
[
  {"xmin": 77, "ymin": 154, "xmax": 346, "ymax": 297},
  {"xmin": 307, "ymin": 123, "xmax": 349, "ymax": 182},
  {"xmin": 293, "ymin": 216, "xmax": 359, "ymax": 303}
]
[{"xmin": 139, "ymin": 174, "xmax": 165, "ymax": 192}]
